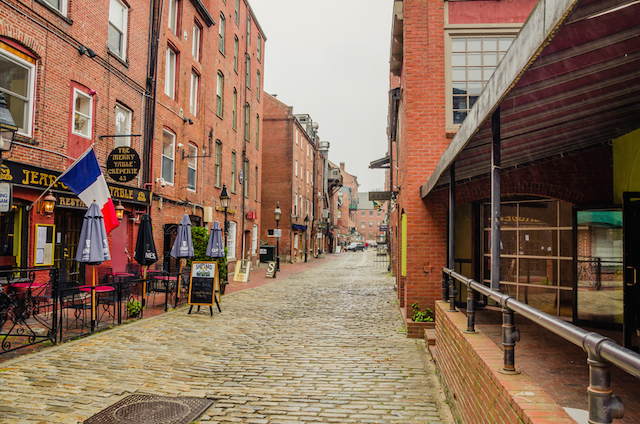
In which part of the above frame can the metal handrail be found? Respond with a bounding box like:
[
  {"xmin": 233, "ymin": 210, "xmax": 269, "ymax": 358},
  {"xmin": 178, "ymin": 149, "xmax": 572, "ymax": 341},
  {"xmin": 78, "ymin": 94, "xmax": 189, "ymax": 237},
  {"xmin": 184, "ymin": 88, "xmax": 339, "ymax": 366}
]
[{"xmin": 443, "ymin": 267, "xmax": 640, "ymax": 423}]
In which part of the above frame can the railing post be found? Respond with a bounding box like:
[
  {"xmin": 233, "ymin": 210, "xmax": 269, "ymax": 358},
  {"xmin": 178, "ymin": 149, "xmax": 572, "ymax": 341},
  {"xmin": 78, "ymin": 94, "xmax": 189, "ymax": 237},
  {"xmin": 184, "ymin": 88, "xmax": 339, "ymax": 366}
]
[
  {"xmin": 500, "ymin": 307, "xmax": 520, "ymax": 374},
  {"xmin": 583, "ymin": 333, "xmax": 624, "ymax": 423},
  {"xmin": 465, "ymin": 288, "xmax": 476, "ymax": 333},
  {"xmin": 442, "ymin": 270, "xmax": 448, "ymax": 302}
]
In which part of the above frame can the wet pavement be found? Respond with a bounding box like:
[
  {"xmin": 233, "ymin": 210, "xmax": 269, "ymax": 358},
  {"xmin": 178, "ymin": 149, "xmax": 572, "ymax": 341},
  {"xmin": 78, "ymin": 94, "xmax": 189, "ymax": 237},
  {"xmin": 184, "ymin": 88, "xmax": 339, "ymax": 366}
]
[{"xmin": 0, "ymin": 252, "xmax": 454, "ymax": 423}]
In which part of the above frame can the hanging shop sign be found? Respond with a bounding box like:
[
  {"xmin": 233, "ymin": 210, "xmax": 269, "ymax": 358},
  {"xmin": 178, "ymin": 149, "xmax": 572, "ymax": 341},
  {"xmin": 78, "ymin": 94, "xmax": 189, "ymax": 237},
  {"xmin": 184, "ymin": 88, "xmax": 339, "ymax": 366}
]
[
  {"xmin": 0, "ymin": 182, "xmax": 12, "ymax": 213},
  {"xmin": 369, "ymin": 191, "xmax": 392, "ymax": 201},
  {"xmin": 106, "ymin": 147, "xmax": 141, "ymax": 183},
  {"xmin": 0, "ymin": 160, "xmax": 150, "ymax": 206}
]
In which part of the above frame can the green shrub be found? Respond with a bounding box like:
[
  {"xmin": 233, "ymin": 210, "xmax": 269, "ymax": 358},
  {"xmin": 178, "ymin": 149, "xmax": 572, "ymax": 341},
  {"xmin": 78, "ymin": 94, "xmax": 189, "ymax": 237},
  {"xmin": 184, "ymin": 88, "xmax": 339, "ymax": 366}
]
[
  {"xmin": 188, "ymin": 226, "xmax": 228, "ymax": 282},
  {"xmin": 412, "ymin": 302, "xmax": 434, "ymax": 322}
]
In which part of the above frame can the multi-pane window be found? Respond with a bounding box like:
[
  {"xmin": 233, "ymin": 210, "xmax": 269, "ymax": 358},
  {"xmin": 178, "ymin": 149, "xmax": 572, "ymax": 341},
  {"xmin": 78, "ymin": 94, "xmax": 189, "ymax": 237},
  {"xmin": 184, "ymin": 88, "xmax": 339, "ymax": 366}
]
[
  {"xmin": 42, "ymin": 0, "xmax": 68, "ymax": 15},
  {"xmin": 232, "ymin": 89, "xmax": 237, "ymax": 130},
  {"xmin": 243, "ymin": 160, "xmax": 249, "ymax": 198},
  {"xmin": 361, "ymin": 221, "xmax": 365, "ymax": 228},
  {"xmin": 168, "ymin": 0, "xmax": 179, "ymax": 35},
  {"xmin": 187, "ymin": 143, "xmax": 197, "ymax": 190},
  {"xmin": 108, "ymin": 0, "xmax": 128, "ymax": 59},
  {"xmin": 114, "ymin": 104, "xmax": 131, "ymax": 147},
  {"xmin": 451, "ymin": 35, "xmax": 513, "ymax": 125},
  {"xmin": 361, "ymin": 211, "xmax": 365, "ymax": 217},
  {"xmin": 234, "ymin": 0, "xmax": 240, "ymax": 25},
  {"xmin": 255, "ymin": 114, "xmax": 259, "ymax": 149},
  {"xmin": 233, "ymin": 36, "xmax": 239, "ymax": 73},
  {"xmin": 369, "ymin": 210, "xmax": 373, "ymax": 216},
  {"xmin": 190, "ymin": 71, "xmax": 199, "ymax": 116},
  {"xmin": 245, "ymin": 55, "xmax": 250, "ymax": 88},
  {"xmin": 369, "ymin": 221, "xmax": 373, "ymax": 228},
  {"xmin": 227, "ymin": 221, "xmax": 236, "ymax": 259},
  {"xmin": 295, "ymin": 160, "xmax": 298, "ymax": 177},
  {"xmin": 218, "ymin": 13, "xmax": 225, "ymax": 54},
  {"xmin": 254, "ymin": 166, "xmax": 258, "ymax": 201},
  {"xmin": 256, "ymin": 70, "xmax": 260, "ymax": 101},
  {"xmin": 192, "ymin": 23, "xmax": 201, "ymax": 60},
  {"xmin": 165, "ymin": 47, "xmax": 177, "ymax": 99},
  {"xmin": 294, "ymin": 195, "xmax": 298, "ymax": 216},
  {"xmin": 244, "ymin": 103, "xmax": 250, "ymax": 140},
  {"xmin": 247, "ymin": 15, "xmax": 251, "ymax": 45},
  {"xmin": 1, "ymin": 49, "xmax": 35, "ymax": 136},
  {"xmin": 215, "ymin": 141, "xmax": 222, "ymax": 188},
  {"xmin": 216, "ymin": 71, "xmax": 224, "ymax": 118},
  {"xmin": 162, "ymin": 129, "xmax": 175, "ymax": 184},
  {"xmin": 231, "ymin": 151, "xmax": 236, "ymax": 193},
  {"xmin": 257, "ymin": 34, "xmax": 262, "ymax": 62},
  {"xmin": 72, "ymin": 89, "xmax": 92, "ymax": 138},
  {"xmin": 252, "ymin": 224, "xmax": 258, "ymax": 254}
]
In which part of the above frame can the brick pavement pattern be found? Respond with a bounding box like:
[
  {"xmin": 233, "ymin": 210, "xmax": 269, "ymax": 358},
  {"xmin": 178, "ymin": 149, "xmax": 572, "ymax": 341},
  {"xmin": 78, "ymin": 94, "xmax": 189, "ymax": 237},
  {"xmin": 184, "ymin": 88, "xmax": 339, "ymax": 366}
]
[{"xmin": 0, "ymin": 252, "xmax": 453, "ymax": 423}]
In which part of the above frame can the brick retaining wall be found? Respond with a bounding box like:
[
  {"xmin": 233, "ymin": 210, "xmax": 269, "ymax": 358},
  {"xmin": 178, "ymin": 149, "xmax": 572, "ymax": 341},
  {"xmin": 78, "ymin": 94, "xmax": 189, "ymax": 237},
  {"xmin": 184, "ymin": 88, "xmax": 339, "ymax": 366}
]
[{"xmin": 434, "ymin": 301, "xmax": 576, "ymax": 424}]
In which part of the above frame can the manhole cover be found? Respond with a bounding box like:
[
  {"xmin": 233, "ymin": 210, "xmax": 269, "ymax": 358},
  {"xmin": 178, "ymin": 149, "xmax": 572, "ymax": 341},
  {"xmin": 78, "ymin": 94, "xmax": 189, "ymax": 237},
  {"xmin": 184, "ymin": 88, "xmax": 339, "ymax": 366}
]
[{"xmin": 84, "ymin": 395, "xmax": 213, "ymax": 424}]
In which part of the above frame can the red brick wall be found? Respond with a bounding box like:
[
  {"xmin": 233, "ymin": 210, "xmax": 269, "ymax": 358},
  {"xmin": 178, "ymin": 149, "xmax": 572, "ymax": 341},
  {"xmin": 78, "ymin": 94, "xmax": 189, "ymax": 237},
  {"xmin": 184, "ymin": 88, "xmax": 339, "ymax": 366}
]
[{"xmin": 435, "ymin": 302, "xmax": 576, "ymax": 424}]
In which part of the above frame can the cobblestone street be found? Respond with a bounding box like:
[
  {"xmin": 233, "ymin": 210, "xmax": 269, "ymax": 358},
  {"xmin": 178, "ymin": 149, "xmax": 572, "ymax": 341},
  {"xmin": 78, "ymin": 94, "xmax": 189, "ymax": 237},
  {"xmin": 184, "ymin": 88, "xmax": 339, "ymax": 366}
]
[{"xmin": 0, "ymin": 252, "xmax": 453, "ymax": 423}]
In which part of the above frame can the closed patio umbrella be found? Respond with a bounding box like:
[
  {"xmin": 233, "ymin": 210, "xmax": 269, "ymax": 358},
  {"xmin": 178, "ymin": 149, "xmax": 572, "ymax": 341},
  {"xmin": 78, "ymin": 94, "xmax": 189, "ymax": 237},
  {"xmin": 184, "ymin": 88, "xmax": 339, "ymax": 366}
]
[
  {"xmin": 133, "ymin": 214, "xmax": 158, "ymax": 307},
  {"xmin": 76, "ymin": 201, "xmax": 111, "ymax": 331},
  {"xmin": 170, "ymin": 214, "xmax": 193, "ymax": 304},
  {"xmin": 206, "ymin": 221, "xmax": 224, "ymax": 258}
]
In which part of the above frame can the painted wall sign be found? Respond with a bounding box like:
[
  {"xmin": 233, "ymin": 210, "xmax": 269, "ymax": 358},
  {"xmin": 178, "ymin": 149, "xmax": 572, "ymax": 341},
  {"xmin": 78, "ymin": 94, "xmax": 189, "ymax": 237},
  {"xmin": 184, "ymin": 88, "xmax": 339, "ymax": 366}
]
[{"xmin": 106, "ymin": 147, "xmax": 141, "ymax": 183}]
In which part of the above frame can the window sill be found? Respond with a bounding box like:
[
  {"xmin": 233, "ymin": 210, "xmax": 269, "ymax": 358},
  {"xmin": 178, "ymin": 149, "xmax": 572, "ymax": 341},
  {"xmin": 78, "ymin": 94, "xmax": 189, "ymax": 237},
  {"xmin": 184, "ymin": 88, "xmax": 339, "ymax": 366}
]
[
  {"xmin": 14, "ymin": 134, "xmax": 38, "ymax": 146},
  {"xmin": 35, "ymin": 0, "xmax": 73, "ymax": 24},
  {"xmin": 107, "ymin": 50, "xmax": 129, "ymax": 68}
]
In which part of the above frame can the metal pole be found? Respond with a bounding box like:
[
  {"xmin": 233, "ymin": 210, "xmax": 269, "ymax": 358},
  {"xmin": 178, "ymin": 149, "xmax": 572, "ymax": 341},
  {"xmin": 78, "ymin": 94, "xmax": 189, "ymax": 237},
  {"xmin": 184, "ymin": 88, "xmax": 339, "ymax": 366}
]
[
  {"xmin": 276, "ymin": 220, "xmax": 280, "ymax": 271},
  {"xmin": 449, "ymin": 162, "xmax": 457, "ymax": 311},
  {"xmin": 584, "ymin": 332, "xmax": 625, "ymax": 423},
  {"xmin": 500, "ymin": 307, "xmax": 520, "ymax": 374},
  {"xmin": 491, "ymin": 107, "xmax": 501, "ymax": 292}
]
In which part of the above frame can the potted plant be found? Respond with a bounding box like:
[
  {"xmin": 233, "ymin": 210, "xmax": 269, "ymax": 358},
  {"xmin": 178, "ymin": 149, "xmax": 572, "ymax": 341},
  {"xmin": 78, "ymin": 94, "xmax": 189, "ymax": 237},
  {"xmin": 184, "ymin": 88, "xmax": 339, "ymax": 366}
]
[{"xmin": 126, "ymin": 296, "xmax": 143, "ymax": 318}]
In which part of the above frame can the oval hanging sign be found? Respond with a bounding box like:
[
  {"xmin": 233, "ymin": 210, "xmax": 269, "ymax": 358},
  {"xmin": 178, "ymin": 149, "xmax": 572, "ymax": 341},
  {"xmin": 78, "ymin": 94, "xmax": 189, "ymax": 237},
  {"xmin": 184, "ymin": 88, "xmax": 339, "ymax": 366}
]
[{"xmin": 106, "ymin": 147, "xmax": 141, "ymax": 183}]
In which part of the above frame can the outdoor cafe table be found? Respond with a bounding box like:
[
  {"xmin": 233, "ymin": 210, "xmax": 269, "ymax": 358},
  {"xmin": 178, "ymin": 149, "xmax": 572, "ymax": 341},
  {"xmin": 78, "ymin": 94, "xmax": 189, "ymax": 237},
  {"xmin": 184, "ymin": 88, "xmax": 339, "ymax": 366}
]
[{"xmin": 79, "ymin": 285, "xmax": 116, "ymax": 325}]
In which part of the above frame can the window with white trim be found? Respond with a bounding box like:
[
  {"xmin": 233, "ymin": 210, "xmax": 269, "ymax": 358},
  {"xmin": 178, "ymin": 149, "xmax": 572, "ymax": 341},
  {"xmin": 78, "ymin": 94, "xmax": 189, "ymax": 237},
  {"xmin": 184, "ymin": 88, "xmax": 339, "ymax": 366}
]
[
  {"xmin": 232, "ymin": 88, "xmax": 237, "ymax": 129},
  {"xmin": 361, "ymin": 221, "xmax": 365, "ymax": 228},
  {"xmin": 257, "ymin": 34, "xmax": 262, "ymax": 62},
  {"xmin": 231, "ymin": 151, "xmax": 236, "ymax": 193},
  {"xmin": 227, "ymin": 221, "xmax": 237, "ymax": 259},
  {"xmin": 255, "ymin": 113, "xmax": 259, "ymax": 149},
  {"xmin": 192, "ymin": 23, "xmax": 201, "ymax": 60},
  {"xmin": 254, "ymin": 166, "xmax": 258, "ymax": 201},
  {"xmin": 216, "ymin": 71, "xmax": 223, "ymax": 118},
  {"xmin": 0, "ymin": 48, "xmax": 35, "ymax": 137},
  {"xmin": 294, "ymin": 195, "xmax": 298, "ymax": 216},
  {"xmin": 72, "ymin": 89, "xmax": 92, "ymax": 138},
  {"xmin": 218, "ymin": 13, "xmax": 225, "ymax": 54},
  {"xmin": 190, "ymin": 71, "xmax": 199, "ymax": 116},
  {"xmin": 108, "ymin": 0, "xmax": 128, "ymax": 60},
  {"xmin": 448, "ymin": 32, "xmax": 515, "ymax": 126},
  {"xmin": 42, "ymin": 0, "xmax": 68, "ymax": 15},
  {"xmin": 244, "ymin": 103, "xmax": 250, "ymax": 140},
  {"xmin": 245, "ymin": 55, "xmax": 250, "ymax": 88},
  {"xmin": 114, "ymin": 104, "xmax": 131, "ymax": 147},
  {"xmin": 168, "ymin": 0, "xmax": 179, "ymax": 35},
  {"xmin": 252, "ymin": 224, "xmax": 258, "ymax": 254},
  {"xmin": 161, "ymin": 129, "xmax": 175, "ymax": 184},
  {"xmin": 187, "ymin": 143, "xmax": 197, "ymax": 191},
  {"xmin": 295, "ymin": 160, "xmax": 298, "ymax": 177},
  {"xmin": 234, "ymin": 0, "xmax": 240, "ymax": 25},
  {"xmin": 215, "ymin": 140, "xmax": 221, "ymax": 188},
  {"xmin": 243, "ymin": 159, "xmax": 249, "ymax": 198},
  {"xmin": 233, "ymin": 36, "xmax": 239, "ymax": 73},
  {"xmin": 247, "ymin": 15, "xmax": 251, "ymax": 45},
  {"xmin": 165, "ymin": 47, "xmax": 177, "ymax": 99},
  {"xmin": 256, "ymin": 70, "xmax": 260, "ymax": 101}
]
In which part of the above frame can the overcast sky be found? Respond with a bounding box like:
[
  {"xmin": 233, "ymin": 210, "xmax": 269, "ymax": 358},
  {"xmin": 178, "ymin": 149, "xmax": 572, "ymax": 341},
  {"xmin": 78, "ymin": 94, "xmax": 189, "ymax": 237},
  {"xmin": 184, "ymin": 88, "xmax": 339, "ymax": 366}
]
[{"xmin": 249, "ymin": 0, "xmax": 392, "ymax": 193}]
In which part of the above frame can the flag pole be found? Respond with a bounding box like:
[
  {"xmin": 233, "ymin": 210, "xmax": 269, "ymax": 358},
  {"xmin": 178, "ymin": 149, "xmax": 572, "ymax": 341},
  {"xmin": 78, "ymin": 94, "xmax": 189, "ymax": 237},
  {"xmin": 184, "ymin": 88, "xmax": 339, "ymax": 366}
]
[{"xmin": 26, "ymin": 145, "xmax": 95, "ymax": 211}]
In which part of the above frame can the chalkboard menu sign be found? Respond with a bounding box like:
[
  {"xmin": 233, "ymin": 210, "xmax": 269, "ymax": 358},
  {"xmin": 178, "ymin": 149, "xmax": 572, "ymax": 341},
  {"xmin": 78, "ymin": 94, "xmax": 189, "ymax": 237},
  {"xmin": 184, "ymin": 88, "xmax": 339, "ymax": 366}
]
[{"xmin": 188, "ymin": 262, "xmax": 221, "ymax": 314}]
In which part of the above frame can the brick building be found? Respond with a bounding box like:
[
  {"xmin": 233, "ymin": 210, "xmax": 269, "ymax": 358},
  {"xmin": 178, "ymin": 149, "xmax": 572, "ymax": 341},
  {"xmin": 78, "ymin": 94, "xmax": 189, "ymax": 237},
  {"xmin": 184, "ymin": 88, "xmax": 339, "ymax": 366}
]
[
  {"xmin": 260, "ymin": 94, "xmax": 318, "ymax": 263},
  {"xmin": 151, "ymin": 0, "xmax": 265, "ymax": 274},
  {"xmin": 333, "ymin": 162, "xmax": 358, "ymax": 248},
  {"xmin": 380, "ymin": 0, "xmax": 640, "ymax": 421},
  {"xmin": 356, "ymin": 193, "xmax": 385, "ymax": 245},
  {"xmin": 0, "ymin": 0, "xmax": 152, "ymax": 282}
]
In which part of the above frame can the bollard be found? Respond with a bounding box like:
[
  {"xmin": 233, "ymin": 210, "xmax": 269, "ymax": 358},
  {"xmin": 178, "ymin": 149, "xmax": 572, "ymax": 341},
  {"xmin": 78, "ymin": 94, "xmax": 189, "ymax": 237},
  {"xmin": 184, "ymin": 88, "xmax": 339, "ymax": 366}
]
[
  {"xmin": 464, "ymin": 288, "xmax": 476, "ymax": 333},
  {"xmin": 499, "ymin": 307, "xmax": 520, "ymax": 374}
]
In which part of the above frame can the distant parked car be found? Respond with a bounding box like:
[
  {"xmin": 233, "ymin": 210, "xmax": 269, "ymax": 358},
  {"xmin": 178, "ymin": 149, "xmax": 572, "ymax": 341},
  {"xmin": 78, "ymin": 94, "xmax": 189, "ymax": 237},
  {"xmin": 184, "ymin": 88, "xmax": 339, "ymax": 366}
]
[{"xmin": 346, "ymin": 242, "xmax": 364, "ymax": 251}]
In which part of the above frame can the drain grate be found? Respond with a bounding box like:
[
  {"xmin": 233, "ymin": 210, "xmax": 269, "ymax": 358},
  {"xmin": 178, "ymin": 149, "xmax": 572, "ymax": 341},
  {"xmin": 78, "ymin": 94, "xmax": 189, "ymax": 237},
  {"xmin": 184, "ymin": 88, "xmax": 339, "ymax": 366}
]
[{"xmin": 84, "ymin": 394, "xmax": 213, "ymax": 424}]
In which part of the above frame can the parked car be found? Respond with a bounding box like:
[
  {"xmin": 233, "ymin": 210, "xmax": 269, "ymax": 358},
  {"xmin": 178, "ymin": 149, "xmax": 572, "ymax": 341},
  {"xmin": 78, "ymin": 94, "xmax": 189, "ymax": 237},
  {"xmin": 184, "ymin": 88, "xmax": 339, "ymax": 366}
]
[{"xmin": 346, "ymin": 242, "xmax": 364, "ymax": 251}]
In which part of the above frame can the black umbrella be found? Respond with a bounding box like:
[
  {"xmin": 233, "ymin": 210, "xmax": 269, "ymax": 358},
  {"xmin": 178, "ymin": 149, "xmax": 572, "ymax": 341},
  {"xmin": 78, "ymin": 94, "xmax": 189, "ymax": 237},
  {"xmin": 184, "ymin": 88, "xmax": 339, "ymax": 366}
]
[
  {"xmin": 206, "ymin": 221, "xmax": 224, "ymax": 258},
  {"xmin": 134, "ymin": 213, "xmax": 158, "ymax": 307},
  {"xmin": 76, "ymin": 202, "xmax": 111, "ymax": 331},
  {"xmin": 170, "ymin": 214, "xmax": 193, "ymax": 304}
]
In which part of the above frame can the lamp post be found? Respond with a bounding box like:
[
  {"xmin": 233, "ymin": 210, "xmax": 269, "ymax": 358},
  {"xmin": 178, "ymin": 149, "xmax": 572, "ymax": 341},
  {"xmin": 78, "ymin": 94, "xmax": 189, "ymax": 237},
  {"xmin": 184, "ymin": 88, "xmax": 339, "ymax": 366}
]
[
  {"xmin": 219, "ymin": 184, "xmax": 231, "ymax": 245},
  {"xmin": 304, "ymin": 215, "xmax": 309, "ymax": 263},
  {"xmin": 0, "ymin": 92, "xmax": 18, "ymax": 164},
  {"xmin": 274, "ymin": 202, "xmax": 281, "ymax": 271}
]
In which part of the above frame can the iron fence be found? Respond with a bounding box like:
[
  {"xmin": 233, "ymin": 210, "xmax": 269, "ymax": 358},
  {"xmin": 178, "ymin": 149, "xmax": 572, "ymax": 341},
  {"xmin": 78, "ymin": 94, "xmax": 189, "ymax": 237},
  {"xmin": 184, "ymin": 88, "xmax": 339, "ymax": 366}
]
[{"xmin": 443, "ymin": 267, "xmax": 640, "ymax": 424}]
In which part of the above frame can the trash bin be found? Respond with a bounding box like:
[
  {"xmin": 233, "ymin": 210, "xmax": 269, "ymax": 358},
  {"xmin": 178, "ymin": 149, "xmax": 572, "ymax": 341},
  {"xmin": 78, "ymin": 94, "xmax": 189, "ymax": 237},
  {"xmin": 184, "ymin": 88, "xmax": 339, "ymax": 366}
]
[{"xmin": 260, "ymin": 245, "xmax": 275, "ymax": 263}]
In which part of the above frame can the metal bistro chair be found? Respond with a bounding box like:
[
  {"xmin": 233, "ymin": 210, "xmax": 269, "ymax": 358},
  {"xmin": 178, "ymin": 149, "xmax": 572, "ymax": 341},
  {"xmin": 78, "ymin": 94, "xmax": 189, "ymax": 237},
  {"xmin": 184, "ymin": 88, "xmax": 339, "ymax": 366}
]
[
  {"xmin": 58, "ymin": 280, "xmax": 91, "ymax": 331},
  {"xmin": 147, "ymin": 263, "xmax": 172, "ymax": 307}
]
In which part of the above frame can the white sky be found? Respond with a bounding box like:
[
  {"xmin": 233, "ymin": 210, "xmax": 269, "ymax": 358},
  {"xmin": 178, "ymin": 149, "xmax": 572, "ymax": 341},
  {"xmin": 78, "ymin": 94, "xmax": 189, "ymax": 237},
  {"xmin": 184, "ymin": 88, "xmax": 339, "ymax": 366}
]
[{"xmin": 249, "ymin": 0, "xmax": 392, "ymax": 193}]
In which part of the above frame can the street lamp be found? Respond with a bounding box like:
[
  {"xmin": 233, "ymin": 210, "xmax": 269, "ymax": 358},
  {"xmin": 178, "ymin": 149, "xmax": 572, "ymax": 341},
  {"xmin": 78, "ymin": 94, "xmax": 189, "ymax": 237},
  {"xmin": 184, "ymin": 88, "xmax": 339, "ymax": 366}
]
[
  {"xmin": 219, "ymin": 184, "xmax": 231, "ymax": 244},
  {"xmin": 274, "ymin": 202, "xmax": 281, "ymax": 271},
  {"xmin": 304, "ymin": 215, "xmax": 309, "ymax": 263},
  {"xmin": 0, "ymin": 92, "xmax": 18, "ymax": 162}
]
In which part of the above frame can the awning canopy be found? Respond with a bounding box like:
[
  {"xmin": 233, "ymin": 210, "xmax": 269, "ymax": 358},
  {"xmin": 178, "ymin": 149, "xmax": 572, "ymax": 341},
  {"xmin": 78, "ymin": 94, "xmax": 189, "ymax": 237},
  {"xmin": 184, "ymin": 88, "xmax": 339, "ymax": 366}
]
[
  {"xmin": 421, "ymin": 0, "xmax": 640, "ymax": 198},
  {"xmin": 370, "ymin": 156, "xmax": 390, "ymax": 169}
]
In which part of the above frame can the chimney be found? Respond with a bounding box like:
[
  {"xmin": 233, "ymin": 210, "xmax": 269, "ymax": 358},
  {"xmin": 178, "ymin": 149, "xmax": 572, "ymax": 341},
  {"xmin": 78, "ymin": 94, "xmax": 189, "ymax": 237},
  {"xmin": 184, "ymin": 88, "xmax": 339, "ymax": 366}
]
[{"xmin": 340, "ymin": 162, "xmax": 345, "ymax": 171}]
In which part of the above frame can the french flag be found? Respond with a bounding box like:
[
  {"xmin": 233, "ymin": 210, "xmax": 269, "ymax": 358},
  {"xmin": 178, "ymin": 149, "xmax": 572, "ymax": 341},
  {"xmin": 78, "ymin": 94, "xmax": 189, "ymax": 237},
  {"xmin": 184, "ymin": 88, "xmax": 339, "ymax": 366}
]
[{"xmin": 58, "ymin": 148, "xmax": 119, "ymax": 233}]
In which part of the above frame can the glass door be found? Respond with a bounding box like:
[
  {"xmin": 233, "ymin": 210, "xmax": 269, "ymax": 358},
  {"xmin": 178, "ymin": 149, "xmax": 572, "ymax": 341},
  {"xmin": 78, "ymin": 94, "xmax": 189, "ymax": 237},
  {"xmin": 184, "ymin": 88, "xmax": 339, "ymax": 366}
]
[
  {"xmin": 54, "ymin": 210, "xmax": 85, "ymax": 284},
  {"xmin": 623, "ymin": 193, "xmax": 640, "ymax": 350}
]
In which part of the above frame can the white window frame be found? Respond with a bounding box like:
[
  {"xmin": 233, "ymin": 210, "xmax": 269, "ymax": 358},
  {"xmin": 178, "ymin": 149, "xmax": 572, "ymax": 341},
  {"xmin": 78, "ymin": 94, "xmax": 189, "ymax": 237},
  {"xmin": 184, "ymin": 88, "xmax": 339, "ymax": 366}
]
[
  {"xmin": 161, "ymin": 129, "xmax": 175, "ymax": 184},
  {"xmin": 187, "ymin": 143, "xmax": 197, "ymax": 191},
  {"xmin": 255, "ymin": 113, "xmax": 259, "ymax": 148},
  {"xmin": 231, "ymin": 151, "xmax": 236, "ymax": 193},
  {"xmin": 72, "ymin": 89, "xmax": 93, "ymax": 139},
  {"xmin": 252, "ymin": 224, "xmax": 258, "ymax": 254},
  {"xmin": 295, "ymin": 160, "xmax": 298, "ymax": 177},
  {"xmin": 216, "ymin": 71, "xmax": 224, "ymax": 118},
  {"xmin": 233, "ymin": 36, "xmax": 239, "ymax": 73},
  {"xmin": 108, "ymin": 0, "xmax": 128, "ymax": 60},
  {"xmin": 219, "ymin": 12, "xmax": 226, "ymax": 54},
  {"xmin": 256, "ymin": 70, "xmax": 260, "ymax": 101},
  {"xmin": 215, "ymin": 140, "xmax": 222, "ymax": 188},
  {"xmin": 232, "ymin": 88, "xmax": 237, "ymax": 129},
  {"xmin": 294, "ymin": 195, "xmax": 298, "ymax": 216},
  {"xmin": 227, "ymin": 221, "xmax": 237, "ymax": 260},
  {"xmin": 42, "ymin": 0, "xmax": 68, "ymax": 16},
  {"xmin": 234, "ymin": 0, "xmax": 240, "ymax": 25},
  {"xmin": 445, "ymin": 26, "xmax": 520, "ymax": 129},
  {"xmin": 192, "ymin": 23, "xmax": 201, "ymax": 60},
  {"xmin": 245, "ymin": 55, "xmax": 250, "ymax": 88},
  {"xmin": 190, "ymin": 71, "xmax": 199, "ymax": 116},
  {"xmin": 257, "ymin": 34, "xmax": 262, "ymax": 62},
  {"xmin": 165, "ymin": 47, "xmax": 177, "ymax": 99},
  {"xmin": 0, "ymin": 49, "xmax": 35, "ymax": 137},
  {"xmin": 168, "ymin": 0, "xmax": 179, "ymax": 35},
  {"xmin": 114, "ymin": 104, "xmax": 132, "ymax": 147}
]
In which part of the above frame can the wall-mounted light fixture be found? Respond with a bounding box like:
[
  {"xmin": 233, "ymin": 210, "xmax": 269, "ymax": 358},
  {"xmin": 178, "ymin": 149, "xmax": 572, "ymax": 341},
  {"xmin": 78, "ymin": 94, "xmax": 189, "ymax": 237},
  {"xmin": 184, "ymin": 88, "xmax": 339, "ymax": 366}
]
[
  {"xmin": 115, "ymin": 201, "xmax": 125, "ymax": 221},
  {"xmin": 41, "ymin": 193, "xmax": 56, "ymax": 217},
  {"xmin": 78, "ymin": 45, "xmax": 97, "ymax": 58}
]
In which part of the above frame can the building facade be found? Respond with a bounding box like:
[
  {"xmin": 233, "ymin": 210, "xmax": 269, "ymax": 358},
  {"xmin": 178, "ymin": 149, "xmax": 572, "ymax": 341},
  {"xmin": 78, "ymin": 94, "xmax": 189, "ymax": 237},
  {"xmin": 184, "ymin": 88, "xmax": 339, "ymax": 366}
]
[{"xmin": 356, "ymin": 193, "xmax": 385, "ymax": 245}]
